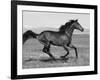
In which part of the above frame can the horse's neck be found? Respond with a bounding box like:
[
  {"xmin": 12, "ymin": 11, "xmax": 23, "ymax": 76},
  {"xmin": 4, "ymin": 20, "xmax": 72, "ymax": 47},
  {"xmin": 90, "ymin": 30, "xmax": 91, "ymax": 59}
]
[{"xmin": 65, "ymin": 25, "xmax": 75, "ymax": 38}]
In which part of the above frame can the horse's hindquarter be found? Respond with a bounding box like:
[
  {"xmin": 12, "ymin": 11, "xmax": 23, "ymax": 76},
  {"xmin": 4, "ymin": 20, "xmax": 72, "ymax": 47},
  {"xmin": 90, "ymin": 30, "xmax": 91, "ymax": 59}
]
[{"xmin": 37, "ymin": 31, "xmax": 47, "ymax": 41}]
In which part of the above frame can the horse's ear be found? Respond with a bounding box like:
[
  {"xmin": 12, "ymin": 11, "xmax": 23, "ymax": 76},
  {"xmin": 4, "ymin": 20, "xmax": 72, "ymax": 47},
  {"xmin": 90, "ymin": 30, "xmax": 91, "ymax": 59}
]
[{"xmin": 76, "ymin": 19, "xmax": 78, "ymax": 22}]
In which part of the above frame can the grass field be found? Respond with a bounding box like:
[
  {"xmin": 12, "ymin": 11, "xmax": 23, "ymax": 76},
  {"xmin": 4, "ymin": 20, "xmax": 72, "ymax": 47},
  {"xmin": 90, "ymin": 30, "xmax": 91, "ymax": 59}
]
[{"xmin": 22, "ymin": 34, "xmax": 90, "ymax": 69}]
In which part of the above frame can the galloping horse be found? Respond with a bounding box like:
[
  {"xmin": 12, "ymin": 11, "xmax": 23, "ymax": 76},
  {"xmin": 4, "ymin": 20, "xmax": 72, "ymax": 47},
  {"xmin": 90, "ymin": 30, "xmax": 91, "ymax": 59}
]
[{"xmin": 23, "ymin": 19, "xmax": 84, "ymax": 60}]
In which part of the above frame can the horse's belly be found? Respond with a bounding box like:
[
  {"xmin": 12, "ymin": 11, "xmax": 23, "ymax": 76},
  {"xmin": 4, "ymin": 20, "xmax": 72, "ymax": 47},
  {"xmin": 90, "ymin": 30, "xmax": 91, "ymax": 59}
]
[
  {"xmin": 38, "ymin": 31, "xmax": 70, "ymax": 46},
  {"xmin": 50, "ymin": 41, "xmax": 63, "ymax": 46},
  {"xmin": 50, "ymin": 39, "xmax": 66, "ymax": 46},
  {"xmin": 48, "ymin": 34, "xmax": 69, "ymax": 46}
]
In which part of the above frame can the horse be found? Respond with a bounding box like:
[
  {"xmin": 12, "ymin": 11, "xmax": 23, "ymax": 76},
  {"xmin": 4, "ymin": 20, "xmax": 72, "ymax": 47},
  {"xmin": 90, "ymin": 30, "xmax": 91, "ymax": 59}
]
[{"xmin": 23, "ymin": 19, "xmax": 84, "ymax": 60}]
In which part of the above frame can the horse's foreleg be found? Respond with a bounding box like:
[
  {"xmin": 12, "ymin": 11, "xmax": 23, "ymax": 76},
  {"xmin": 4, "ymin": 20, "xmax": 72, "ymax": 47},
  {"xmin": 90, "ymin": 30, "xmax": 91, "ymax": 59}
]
[
  {"xmin": 60, "ymin": 45, "xmax": 69, "ymax": 59},
  {"xmin": 68, "ymin": 44, "xmax": 78, "ymax": 59}
]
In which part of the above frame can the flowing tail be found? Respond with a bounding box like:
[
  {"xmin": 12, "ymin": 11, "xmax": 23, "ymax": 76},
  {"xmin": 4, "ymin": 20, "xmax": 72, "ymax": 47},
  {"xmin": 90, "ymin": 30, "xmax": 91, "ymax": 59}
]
[{"xmin": 23, "ymin": 30, "xmax": 38, "ymax": 44}]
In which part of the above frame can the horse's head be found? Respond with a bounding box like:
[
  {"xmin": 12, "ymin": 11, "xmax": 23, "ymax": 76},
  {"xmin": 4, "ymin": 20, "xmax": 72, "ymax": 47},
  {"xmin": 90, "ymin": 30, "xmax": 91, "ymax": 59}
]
[{"xmin": 72, "ymin": 19, "xmax": 84, "ymax": 32}]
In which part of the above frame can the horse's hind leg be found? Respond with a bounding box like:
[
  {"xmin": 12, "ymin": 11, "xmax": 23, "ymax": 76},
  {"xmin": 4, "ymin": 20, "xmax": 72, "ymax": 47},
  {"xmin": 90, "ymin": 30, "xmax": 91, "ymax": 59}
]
[
  {"xmin": 42, "ymin": 46, "xmax": 47, "ymax": 53},
  {"xmin": 60, "ymin": 45, "xmax": 69, "ymax": 59},
  {"xmin": 42, "ymin": 43, "xmax": 56, "ymax": 60}
]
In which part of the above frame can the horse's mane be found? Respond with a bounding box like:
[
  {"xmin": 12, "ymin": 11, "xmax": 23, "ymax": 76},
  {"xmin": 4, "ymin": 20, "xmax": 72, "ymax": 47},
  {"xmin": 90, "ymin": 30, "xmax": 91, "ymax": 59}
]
[{"xmin": 59, "ymin": 20, "xmax": 75, "ymax": 32}]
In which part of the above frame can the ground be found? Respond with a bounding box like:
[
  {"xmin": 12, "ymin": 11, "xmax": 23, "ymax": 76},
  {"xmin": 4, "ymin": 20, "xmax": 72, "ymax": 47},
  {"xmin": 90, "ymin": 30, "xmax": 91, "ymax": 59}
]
[{"xmin": 22, "ymin": 34, "xmax": 90, "ymax": 69}]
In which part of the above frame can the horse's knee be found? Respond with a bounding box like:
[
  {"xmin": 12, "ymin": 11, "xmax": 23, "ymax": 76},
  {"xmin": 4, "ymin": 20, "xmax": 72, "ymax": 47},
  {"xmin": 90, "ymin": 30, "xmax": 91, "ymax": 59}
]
[
  {"xmin": 42, "ymin": 48, "xmax": 46, "ymax": 53},
  {"xmin": 42, "ymin": 47, "xmax": 49, "ymax": 53}
]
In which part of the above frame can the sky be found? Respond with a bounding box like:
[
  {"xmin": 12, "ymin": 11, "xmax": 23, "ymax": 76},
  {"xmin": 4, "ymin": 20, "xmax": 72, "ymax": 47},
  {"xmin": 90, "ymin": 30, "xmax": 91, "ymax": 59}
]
[{"xmin": 23, "ymin": 11, "xmax": 90, "ymax": 33}]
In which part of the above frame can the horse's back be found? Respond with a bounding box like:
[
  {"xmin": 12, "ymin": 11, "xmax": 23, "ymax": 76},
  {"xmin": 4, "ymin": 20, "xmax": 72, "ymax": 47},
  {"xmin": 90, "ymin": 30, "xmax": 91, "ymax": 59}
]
[{"xmin": 38, "ymin": 31, "xmax": 56, "ymax": 41}]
